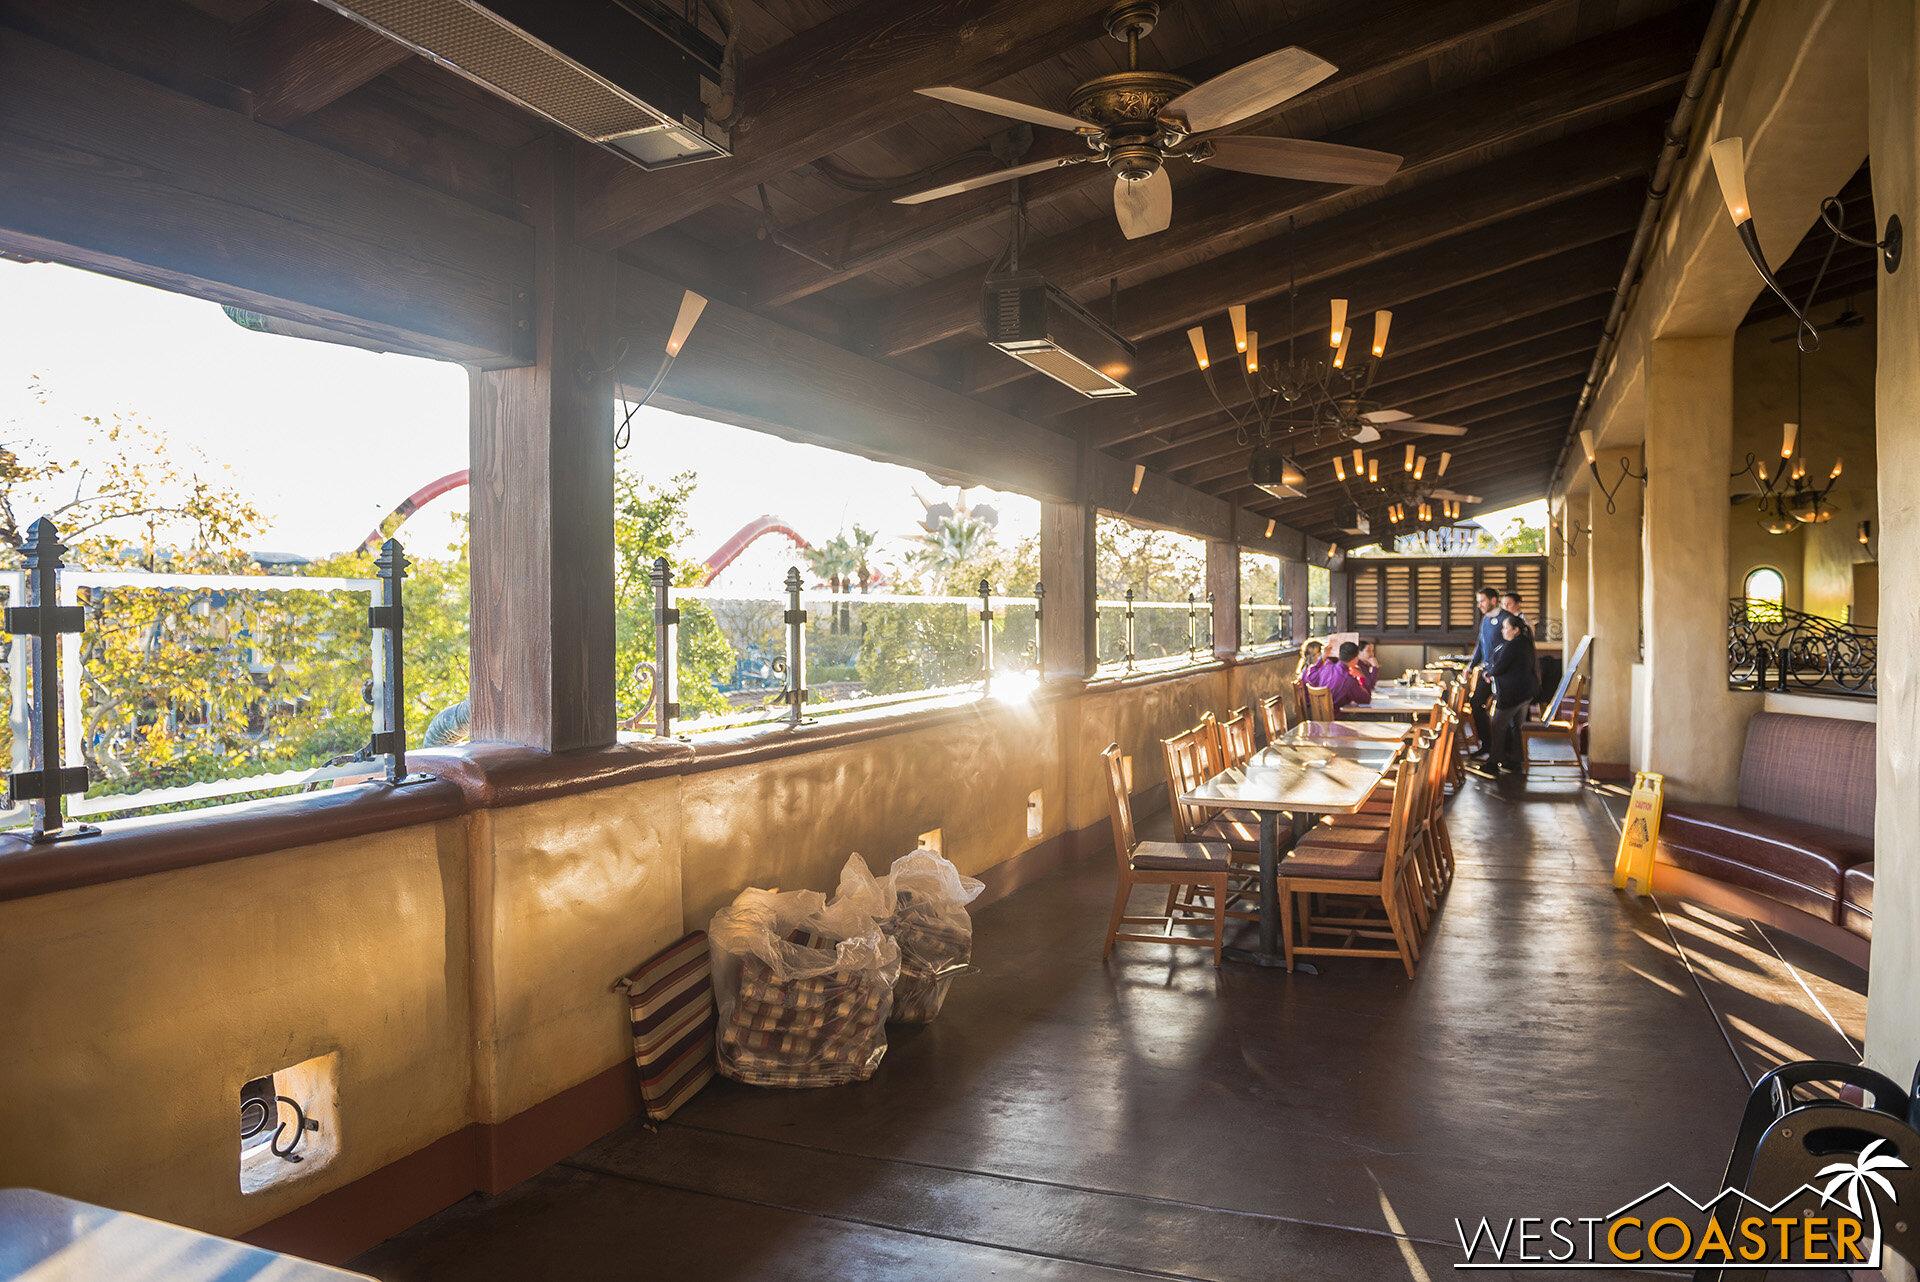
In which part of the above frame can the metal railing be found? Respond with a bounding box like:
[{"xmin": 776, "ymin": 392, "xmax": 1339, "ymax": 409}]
[
  {"xmin": 1241, "ymin": 602, "xmax": 1292, "ymax": 653},
  {"xmin": 3, "ymin": 521, "xmax": 425, "ymax": 837},
  {"xmin": 1728, "ymin": 597, "xmax": 1876, "ymax": 696},
  {"xmin": 1094, "ymin": 591, "xmax": 1214, "ymax": 675},
  {"xmin": 638, "ymin": 569, "xmax": 1045, "ymax": 736}
]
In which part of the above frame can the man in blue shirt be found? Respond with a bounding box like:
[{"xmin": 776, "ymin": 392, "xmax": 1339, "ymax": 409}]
[{"xmin": 1465, "ymin": 586, "xmax": 1511, "ymax": 759}]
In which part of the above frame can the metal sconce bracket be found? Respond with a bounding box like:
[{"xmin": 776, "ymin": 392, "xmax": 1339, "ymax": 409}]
[{"xmin": 1589, "ymin": 455, "xmax": 1646, "ymax": 516}]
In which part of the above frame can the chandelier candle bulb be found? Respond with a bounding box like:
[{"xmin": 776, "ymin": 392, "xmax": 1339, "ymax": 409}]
[
  {"xmin": 1229, "ymin": 304, "xmax": 1247, "ymax": 352},
  {"xmin": 1265, "ymin": 519, "xmax": 1275, "ymax": 537},
  {"xmin": 1187, "ymin": 326, "xmax": 1210, "ymax": 370},
  {"xmin": 1371, "ymin": 310, "xmax": 1391, "ymax": 358},
  {"xmin": 1333, "ymin": 329, "xmax": 1352, "ymax": 370},
  {"xmin": 1782, "ymin": 420, "xmax": 1798, "ymax": 458},
  {"xmin": 1708, "ymin": 136, "xmax": 1751, "ymax": 224},
  {"xmin": 1404, "ymin": 444, "xmax": 1415, "ymax": 471},
  {"xmin": 1831, "ymin": 458, "xmax": 1843, "ymax": 479},
  {"xmin": 1368, "ymin": 459, "xmax": 1378, "ymax": 483},
  {"xmin": 1334, "ymin": 457, "xmax": 1346, "ymax": 481},
  {"xmin": 1329, "ymin": 298, "xmax": 1347, "ymax": 348},
  {"xmin": 1245, "ymin": 332, "xmax": 1257, "ymax": 373},
  {"xmin": 1793, "ymin": 458, "xmax": 1806, "ymax": 481},
  {"xmin": 1353, "ymin": 447, "xmax": 1365, "ymax": 473},
  {"xmin": 1414, "ymin": 456, "xmax": 1426, "ymax": 480},
  {"xmin": 1438, "ymin": 451, "xmax": 1452, "ymax": 477},
  {"xmin": 1131, "ymin": 463, "xmax": 1145, "ymax": 494},
  {"xmin": 1757, "ymin": 458, "xmax": 1769, "ymax": 482}
]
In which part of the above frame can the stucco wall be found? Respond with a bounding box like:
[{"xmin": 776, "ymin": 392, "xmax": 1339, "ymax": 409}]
[{"xmin": 0, "ymin": 651, "xmax": 1300, "ymax": 1238}]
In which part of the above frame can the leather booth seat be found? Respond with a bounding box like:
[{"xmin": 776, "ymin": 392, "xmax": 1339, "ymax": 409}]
[{"xmin": 1654, "ymin": 712, "xmax": 1875, "ymax": 946}]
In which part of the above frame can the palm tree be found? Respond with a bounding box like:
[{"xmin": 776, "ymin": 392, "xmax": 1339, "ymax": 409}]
[
  {"xmin": 912, "ymin": 513, "xmax": 993, "ymax": 593},
  {"xmin": 1818, "ymin": 1138, "xmax": 1908, "ymax": 1263}
]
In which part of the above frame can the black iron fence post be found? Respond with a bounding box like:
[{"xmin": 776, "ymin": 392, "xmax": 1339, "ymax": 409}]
[
  {"xmin": 1186, "ymin": 590, "xmax": 1198, "ymax": 660},
  {"xmin": 367, "ymin": 538, "xmax": 430, "ymax": 786},
  {"xmin": 1123, "ymin": 588, "xmax": 1136, "ymax": 673},
  {"xmin": 5, "ymin": 518, "xmax": 95, "ymax": 843},
  {"xmin": 1032, "ymin": 580, "xmax": 1044, "ymax": 677},
  {"xmin": 1207, "ymin": 590, "xmax": 1216, "ymax": 659},
  {"xmin": 650, "ymin": 556, "xmax": 679, "ymax": 737},
  {"xmin": 978, "ymin": 577, "xmax": 994, "ymax": 696},
  {"xmin": 783, "ymin": 566, "xmax": 807, "ymax": 725}
]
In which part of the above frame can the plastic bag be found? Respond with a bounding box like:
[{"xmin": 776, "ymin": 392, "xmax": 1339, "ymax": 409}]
[
  {"xmin": 708, "ymin": 863, "xmax": 900, "ymax": 1088},
  {"xmin": 833, "ymin": 849, "xmax": 984, "ymax": 1024}
]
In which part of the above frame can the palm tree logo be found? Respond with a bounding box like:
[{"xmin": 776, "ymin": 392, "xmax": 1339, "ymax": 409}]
[{"xmin": 1817, "ymin": 1138, "xmax": 1908, "ymax": 1262}]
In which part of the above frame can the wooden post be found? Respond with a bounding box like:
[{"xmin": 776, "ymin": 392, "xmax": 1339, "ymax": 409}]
[
  {"xmin": 1206, "ymin": 541, "xmax": 1239, "ymax": 661},
  {"xmin": 1281, "ymin": 559, "xmax": 1310, "ymax": 645},
  {"xmin": 1331, "ymin": 567, "xmax": 1352, "ymax": 633},
  {"xmin": 1040, "ymin": 500, "xmax": 1095, "ymax": 684},
  {"xmin": 469, "ymin": 137, "xmax": 617, "ymax": 751}
]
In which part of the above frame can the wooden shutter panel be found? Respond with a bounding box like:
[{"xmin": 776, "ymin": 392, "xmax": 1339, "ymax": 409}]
[
  {"xmin": 1416, "ymin": 563, "xmax": 1444, "ymax": 629},
  {"xmin": 1383, "ymin": 564, "xmax": 1412, "ymax": 630},
  {"xmin": 1351, "ymin": 566, "xmax": 1381, "ymax": 628}
]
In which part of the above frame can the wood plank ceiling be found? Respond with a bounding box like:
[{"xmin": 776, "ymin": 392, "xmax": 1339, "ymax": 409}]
[{"xmin": 3, "ymin": 0, "xmax": 1714, "ymax": 546}]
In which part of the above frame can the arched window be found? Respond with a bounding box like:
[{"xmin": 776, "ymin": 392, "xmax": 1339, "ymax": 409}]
[{"xmin": 1744, "ymin": 566, "xmax": 1786, "ymax": 621}]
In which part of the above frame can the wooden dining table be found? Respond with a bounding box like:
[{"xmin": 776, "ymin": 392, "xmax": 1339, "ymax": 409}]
[
  {"xmin": 1342, "ymin": 682, "xmax": 1447, "ymax": 721},
  {"xmin": 1179, "ymin": 729, "xmax": 1403, "ymax": 972}
]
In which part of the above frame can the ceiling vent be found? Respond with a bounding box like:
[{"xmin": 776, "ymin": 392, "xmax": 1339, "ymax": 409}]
[
  {"xmin": 315, "ymin": 0, "xmax": 730, "ymax": 170},
  {"xmin": 980, "ymin": 272, "xmax": 1137, "ymax": 398}
]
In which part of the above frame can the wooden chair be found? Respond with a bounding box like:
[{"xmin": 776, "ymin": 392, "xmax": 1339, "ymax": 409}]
[
  {"xmin": 1279, "ymin": 741, "xmax": 1431, "ymax": 977},
  {"xmin": 1519, "ymin": 674, "xmax": 1588, "ymax": 779},
  {"xmin": 1160, "ymin": 730, "xmax": 1260, "ymax": 921},
  {"xmin": 1306, "ymin": 682, "xmax": 1336, "ymax": 721},
  {"xmin": 1315, "ymin": 709, "xmax": 1459, "ymax": 912},
  {"xmin": 1221, "ymin": 707, "xmax": 1257, "ymax": 767},
  {"xmin": 1257, "ymin": 691, "xmax": 1290, "ymax": 745},
  {"xmin": 1099, "ymin": 743, "xmax": 1231, "ymax": 966}
]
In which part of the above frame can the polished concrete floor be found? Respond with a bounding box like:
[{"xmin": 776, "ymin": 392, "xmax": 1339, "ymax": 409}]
[{"xmin": 356, "ymin": 769, "xmax": 1868, "ymax": 1281}]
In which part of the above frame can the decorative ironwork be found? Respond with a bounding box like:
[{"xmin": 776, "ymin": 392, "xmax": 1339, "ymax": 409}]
[
  {"xmin": 368, "ymin": 538, "xmax": 432, "ymax": 786},
  {"xmin": 1728, "ymin": 598, "xmax": 1875, "ymax": 695},
  {"xmin": 1122, "ymin": 587, "xmax": 1137, "ymax": 673},
  {"xmin": 4, "ymin": 518, "xmax": 96, "ymax": 843},
  {"xmin": 1032, "ymin": 580, "xmax": 1045, "ymax": 679},
  {"xmin": 781, "ymin": 566, "xmax": 808, "ymax": 725},
  {"xmin": 649, "ymin": 556, "xmax": 680, "ymax": 737},
  {"xmin": 978, "ymin": 577, "xmax": 995, "ymax": 696}
]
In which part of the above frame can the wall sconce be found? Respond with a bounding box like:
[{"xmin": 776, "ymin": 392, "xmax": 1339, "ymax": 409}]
[
  {"xmin": 614, "ymin": 289, "xmax": 707, "ymax": 449},
  {"xmin": 1859, "ymin": 519, "xmax": 1877, "ymax": 561},
  {"xmin": 1709, "ymin": 137, "xmax": 1900, "ymax": 354},
  {"xmin": 1264, "ymin": 518, "xmax": 1276, "ymax": 537},
  {"xmin": 1578, "ymin": 428, "xmax": 1646, "ymax": 515},
  {"xmin": 1131, "ymin": 463, "xmax": 1146, "ymax": 494}
]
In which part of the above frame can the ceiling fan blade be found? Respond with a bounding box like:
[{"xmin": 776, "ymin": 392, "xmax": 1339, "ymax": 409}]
[
  {"xmin": 1114, "ymin": 168, "xmax": 1172, "ymax": 240},
  {"xmin": 916, "ymin": 87, "xmax": 1094, "ymax": 134},
  {"xmin": 893, "ymin": 155, "xmax": 1085, "ymax": 205},
  {"xmin": 1430, "ymin": 489, "xmax": 1482, "ymax": 504},
  {"xmin": 1198, "ymin": 136, "xmax": 1402, "ymax": 186},
  {"xmin": 1163, "ymin": 46, "xmax": 1336, "ymax": 134},
  {"xmin": 1393, "ymin": 420, "xmax": 1469, "ymax": 437},
  {"xmin": 1352, "ymin": 424, "xmax": 1382, "ymax": 444},
  {"xmin": 1363, "ymin": 409, "xmax": 1412, "ymax": 424}
]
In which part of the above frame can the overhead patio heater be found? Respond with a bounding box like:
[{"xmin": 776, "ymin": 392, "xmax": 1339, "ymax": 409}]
[
  {"xmin": 1335, "ymin": 505, "xmax": 1370, "ymax": 537},
  {"xmin": 315, "ymin": 0, "xmax": 731, "ymax": 170},
  {"xmin": 980, "ymin": 272, "xmax": 1137, "ymax": 398},
  {"xmin": 1246, "ymin": 446, "xmax": 1306, "ymax": 501}
]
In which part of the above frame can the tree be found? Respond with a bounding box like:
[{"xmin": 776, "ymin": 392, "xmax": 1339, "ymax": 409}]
[
  {"xmin": 613, "ymin": 469, "xmax": 738, "ymax": 725},
  {"xmin": 1493, "ymin": 518, "xmax": 1546, "ymax": 554}
]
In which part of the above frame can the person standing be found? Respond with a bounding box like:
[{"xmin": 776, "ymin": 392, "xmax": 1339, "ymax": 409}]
[
  {"xmin": 1482, "ymin": 615, "xmax": 1539, "ymax": 773},
  {"xmin": 1465, "ymin": 587, "xmax": 1509, "ymax": 759}
]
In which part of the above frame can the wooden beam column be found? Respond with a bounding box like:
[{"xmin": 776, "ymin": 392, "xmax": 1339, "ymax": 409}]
[
  {"xmin": 1040, "ymin": 501, "xmax": 1096, "ymax": 686},
  {"xmin": 470, "ymin": 138, "xmax": 618, "ymax": 751},
  {"xmin": 1207, "ymin": 541, "xmax": 1240, "ymax": 661}
]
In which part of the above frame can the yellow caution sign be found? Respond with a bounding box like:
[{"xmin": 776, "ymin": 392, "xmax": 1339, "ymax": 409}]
[{"xmin": 1612, "ymin": 772, "xmax": 1664, "ymax": 895}]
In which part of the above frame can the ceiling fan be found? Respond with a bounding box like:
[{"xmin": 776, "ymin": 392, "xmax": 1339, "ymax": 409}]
[
  {"xmin": 1769, "ymin": 297, "xmax": 1868, "ymax": 343},
  {"xmin": 1348, "ymin": 408, "xmax": 1469, "ymax": 444},
  {"xmin": 896, "ymin": 1, "xmax": 1403, "ymax": 239}
]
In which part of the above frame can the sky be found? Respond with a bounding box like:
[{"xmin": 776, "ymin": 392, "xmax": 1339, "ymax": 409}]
[{"xmin": 4, "ymin": 258, "xmax": 1541, "ymax": 580}]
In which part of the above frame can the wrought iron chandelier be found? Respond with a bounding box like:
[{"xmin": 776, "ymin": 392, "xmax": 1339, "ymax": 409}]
[
  {"xmin": 1329, "ymin": 443, "xmax": 1478, "ymax": 534},
  {"xmin": 1731, "ymin": 347, "xmax": 1844, "ymax": 534}
]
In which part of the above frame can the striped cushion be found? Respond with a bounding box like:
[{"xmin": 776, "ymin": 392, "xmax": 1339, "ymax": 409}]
[{"xmin": 620, "ymin": 931, "xmax": 716, "ymax": 1122}]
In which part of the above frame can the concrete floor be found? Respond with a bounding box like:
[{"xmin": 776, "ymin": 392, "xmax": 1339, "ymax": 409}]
[{"xmin": 355, "ymin": 769, "xmax": 1868, "ymax": 1281}]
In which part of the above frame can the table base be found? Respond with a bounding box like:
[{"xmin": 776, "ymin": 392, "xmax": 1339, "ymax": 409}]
[{"xmin": 1223, "ymin": 946, "xmax": 1318, "ymax": 973}]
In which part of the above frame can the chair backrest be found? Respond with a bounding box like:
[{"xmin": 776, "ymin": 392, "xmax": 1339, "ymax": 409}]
[
  {"xmin": 1196, "ymin": 712, "xmax": 1227, "ymax": 776},
  {"xmin": 1737, "ymin": 712, "xmax": 1877, "ymax": 839},
  {"xmin": 1160, "ymin": 729, "xmax": 1210, "ymax": 842},
  {"xmin": 1100, "ymin": 742, "xmax": 1137, "ymax": 865},
  {"xmin": 1223, "ymin": 707, "xmax": 1256, "ymax": 766},
  {"xmin": 1292, "ymin": 679, "xmax": 1311, "ymax": 724},
  {"xmin": 1376, "ymin": 739, "xmax": 1429, "ymax": 893},
  {"xmin": 1259, "ymin": 691, "xmax": 1290, "ymax": 743},
  {"xmin": 1566, "ymin": 674, "xmax": 1589, "ymax": 726},
  {"xmin": 1307, "ymin": 683, "xmax": 1336, "ymax": 721}
]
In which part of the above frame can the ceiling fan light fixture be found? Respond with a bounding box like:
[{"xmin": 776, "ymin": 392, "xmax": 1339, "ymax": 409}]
[
  {"xmin": 1371, "ymin": 310, "xmax": 1391, "ymax": 358},
  {"xmin": 1188, "ymin": 326, "xmax": 1211, "ymax": 371},
  {"xmin": 1353, "ymin": 447, "xmax": 1365, "ymax": 474},
  {"xmin": 1329, "ymin": 298, "xmax": 1347, "ymax": 349},
  {"xmin": 1229, "ymin": 304, "xmax": 1247, "ymax": 353},
  {"xmin": 1709, "ymin": 136, "xmax": 1751, "ymax": 225}
]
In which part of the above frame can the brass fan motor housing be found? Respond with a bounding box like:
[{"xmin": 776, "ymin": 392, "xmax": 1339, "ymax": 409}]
[{"xmin": 1070, "ymin": 70, "xmax": 1191, "ymax": 180}]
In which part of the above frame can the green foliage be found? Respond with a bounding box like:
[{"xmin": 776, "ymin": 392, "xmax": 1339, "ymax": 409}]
[
  {"xmin": 1095, "ymin": 515, "xmax": 1206, "ymax": 600},
  {"xmin": 613, "ymin": 469, "xmax": 737, "ymax": 723},
  {"xmin": 1492, "ymin": 519, "xmax": 1546, "ymax": 554},
  {"xmin": 853, "ymin": 600, "xmax": 978, "ymax": 696}
]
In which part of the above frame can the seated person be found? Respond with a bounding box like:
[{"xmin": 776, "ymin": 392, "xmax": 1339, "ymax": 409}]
[
  {"xmin": 1306, "ymin": 641, "xmax": 1374, "ymax": 711},
  {"xmin": 1355, "ymin": 638, "xmax": 1380, "ymax": 692},
  {"xmin": 1298, "ymin": 639, "xmax": 1330, "ymax": 682}
]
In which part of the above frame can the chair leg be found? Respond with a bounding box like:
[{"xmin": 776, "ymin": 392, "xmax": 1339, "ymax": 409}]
[
  {"xmin": 1164, "ymin": 883, "xmax": 1181, "ymax": 916},
  {"xmin": 1210, "ymin": 876, "xmax": 1227, "ymax": 967},
  {"xmin": 1103, "ymin": 875, "xmax": 1131, "ymax": 959},
  {"xmin": 1279, "ymin": 884, "xmax": 1295, "ymax": 970}
]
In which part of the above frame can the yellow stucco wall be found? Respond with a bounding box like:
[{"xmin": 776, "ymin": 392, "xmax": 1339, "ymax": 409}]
[{"xmin": 0, "ymin": 653, "xmax": 1297, "ymax": 1238}]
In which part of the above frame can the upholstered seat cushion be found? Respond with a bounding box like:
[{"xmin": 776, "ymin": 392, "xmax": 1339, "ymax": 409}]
[
  {"xmin": 1130, "ymin": 840, "xmax": 1231, "ymax": 872},
  {"xmin": 1655, "ymin": 804, "xmax": 1873, "ymax": 923},
  {"xmin": 1842, "ymin": 862, "xmax": 1874, "ymax": 939},
  {"xmin": 1281, "ymin": 842, "xmax": 1386, "ymax": 880},
  {"xmin": 1298, "ymin": 824, "xmax": 1388, "ymax": 846}
]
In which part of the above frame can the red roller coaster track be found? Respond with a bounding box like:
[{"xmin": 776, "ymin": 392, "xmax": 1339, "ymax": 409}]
[{"xmin": 700, "ymin": 514, "xmax": 808, "ymax": 584}]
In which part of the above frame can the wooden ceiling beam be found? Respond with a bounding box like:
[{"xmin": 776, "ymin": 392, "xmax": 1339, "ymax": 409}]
[
  {"xmin": 862, "ymin": 10, "xmax": 1699, "ymax": 359},
  {"xmin": 574, "ymin": 0, "xmax": 1116, "ymax": 250},
  {"xmin": 963, "ymin": 112, "xmax": 1658, "ymax": 398},
  {"xmin": 734, "ymin": 0, "xmax": 1576, "ymax": 309},
  {"xmin": 1077, "ymin": 190, "xmax": 1641, "ymax": 450},
  {"xmin": 0, "ymin": 26, "xmax": 533, "ymax": 364},
  {"xmin": 236, "ymin": 0, "xmax": 411, "ymax": 126}
]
